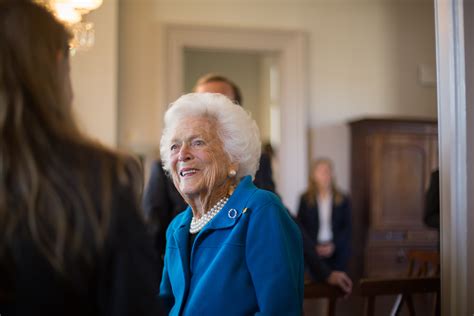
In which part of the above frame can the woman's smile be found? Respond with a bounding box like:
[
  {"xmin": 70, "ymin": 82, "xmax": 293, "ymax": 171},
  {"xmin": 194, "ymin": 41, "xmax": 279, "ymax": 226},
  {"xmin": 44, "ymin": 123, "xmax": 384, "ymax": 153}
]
[{"xmin": 179, "ymin": 167, "xmax": 199, "ymax": 177}]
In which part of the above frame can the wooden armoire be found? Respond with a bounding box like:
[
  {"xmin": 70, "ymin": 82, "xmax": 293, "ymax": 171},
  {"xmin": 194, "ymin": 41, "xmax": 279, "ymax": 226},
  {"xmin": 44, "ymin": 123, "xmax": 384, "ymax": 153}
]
[{"xmin": 349, "ymin": 118, "xmax": 439, "ymax": 279}]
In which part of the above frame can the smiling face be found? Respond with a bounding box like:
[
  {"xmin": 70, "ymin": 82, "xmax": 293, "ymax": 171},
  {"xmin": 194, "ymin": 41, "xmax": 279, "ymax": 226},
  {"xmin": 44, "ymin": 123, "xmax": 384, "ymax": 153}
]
[{"xmin": 169, "ymin": 116, "xmax": 237, "ymax": 210}]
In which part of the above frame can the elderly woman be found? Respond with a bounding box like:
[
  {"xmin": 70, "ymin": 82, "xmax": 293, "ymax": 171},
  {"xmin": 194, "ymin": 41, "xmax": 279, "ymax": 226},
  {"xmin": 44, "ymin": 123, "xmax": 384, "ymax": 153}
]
[{"xmin": 159, "ymin": 93, "xmax": 303, "ymax": 315}]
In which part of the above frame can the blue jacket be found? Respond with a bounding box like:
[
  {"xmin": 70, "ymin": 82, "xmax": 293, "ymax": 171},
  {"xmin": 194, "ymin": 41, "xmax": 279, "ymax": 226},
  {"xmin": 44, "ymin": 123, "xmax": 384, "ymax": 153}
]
[{"xmin": 159, "ymin": 176, "xmax": 304, "ymax": 315}]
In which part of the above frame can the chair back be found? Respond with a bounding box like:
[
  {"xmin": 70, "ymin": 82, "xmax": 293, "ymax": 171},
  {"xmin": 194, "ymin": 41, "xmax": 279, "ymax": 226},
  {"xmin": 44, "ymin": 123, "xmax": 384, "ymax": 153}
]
[
  {"xmin": 406, "ymin": 250, "xmax": 440, "ymax": 277},
  {"xmin": 359, "ymin": 277, "xmax": 440, "ymax": 316},
  {"xmin": 359, "ymin": 250, "xmax": 440, "ymax": 316},
  {"xmin": 304, "ymin": 282, "xmax": 346, "ymax": 316}
]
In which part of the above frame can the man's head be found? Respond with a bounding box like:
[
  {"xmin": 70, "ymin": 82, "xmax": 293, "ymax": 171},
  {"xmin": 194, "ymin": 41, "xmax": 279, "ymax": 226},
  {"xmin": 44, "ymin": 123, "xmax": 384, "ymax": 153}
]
[{"xmin": 193, "ymin": 74, "xmax": 242, "ymax": 106}]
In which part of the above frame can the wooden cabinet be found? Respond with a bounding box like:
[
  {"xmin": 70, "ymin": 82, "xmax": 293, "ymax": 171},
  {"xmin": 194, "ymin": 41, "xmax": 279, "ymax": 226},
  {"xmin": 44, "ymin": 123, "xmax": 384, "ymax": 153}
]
[{"xmin": 349, "ymin": 118, "xmax": 438, "ymax": 278}]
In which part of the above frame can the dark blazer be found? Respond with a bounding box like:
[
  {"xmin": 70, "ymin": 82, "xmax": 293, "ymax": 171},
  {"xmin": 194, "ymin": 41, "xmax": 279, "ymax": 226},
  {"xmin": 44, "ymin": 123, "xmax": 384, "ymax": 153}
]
[
  {"xmin": 0, "ymin": 156, "xmax": 162, "ymax": 316},
  {"xmin": 293, "ymin": 217, "xmax": 332, "ymax": 282},
  {"xmin": 424, "ymin": 169, "xmax": 440, "ymax": 230},
  {"xmin": 142, "ymin": 160, "xmax": 187, "ymax": 264},
  {"xmin": 253, "ymin": 152, "xmax": 276, "ymax": 193},
  {"xmin": 296, "ymin": 193, "xmax": 352, "ymax": 272}
]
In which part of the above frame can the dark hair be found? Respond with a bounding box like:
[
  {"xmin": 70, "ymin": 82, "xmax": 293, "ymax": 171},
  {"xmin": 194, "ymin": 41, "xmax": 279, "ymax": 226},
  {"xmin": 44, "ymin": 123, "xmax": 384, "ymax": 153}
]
[
  {"xmin": 193, "ymin": 73, "xmax": 243, "ymax": 106},
  {"xmin": 0, "ymin": 0, "xmax": 141, "ymax": 272}
]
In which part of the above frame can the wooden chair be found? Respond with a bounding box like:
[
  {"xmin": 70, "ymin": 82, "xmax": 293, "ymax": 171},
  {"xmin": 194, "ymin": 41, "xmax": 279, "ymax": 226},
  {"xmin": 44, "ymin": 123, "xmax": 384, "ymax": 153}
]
[
  {"xmin": 304, "ymin": 282, "xmax": 346, "ymax": 316},
  {"xmin": 359, "ymin": 250, "xmax": 440, "ymax": 316},
  {"xmin": 359, "ymin": 276, "xmax": 440, "ymax": 316},
  {"xmin": 390, "ymin": 250, "xmax": 440, "ymax": 315},
  {"xmin": 406, "ymin": 250, "xmax": 440, "ymax": 277}
]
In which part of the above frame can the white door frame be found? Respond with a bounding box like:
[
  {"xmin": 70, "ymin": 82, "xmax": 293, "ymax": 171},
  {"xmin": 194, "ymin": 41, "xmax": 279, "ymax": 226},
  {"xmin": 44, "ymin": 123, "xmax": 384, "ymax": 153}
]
[
  {"xmin": 164, "ymin": 24, "xmax": 309, "ymax": 213},
  {"xmin": 435, "ymin": 0, "xmax": 474, "ymax": 314}
]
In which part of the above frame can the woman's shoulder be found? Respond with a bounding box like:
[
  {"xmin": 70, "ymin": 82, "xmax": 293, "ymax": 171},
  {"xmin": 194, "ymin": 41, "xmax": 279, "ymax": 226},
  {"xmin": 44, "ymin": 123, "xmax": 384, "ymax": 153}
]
[
  {"xmin": 166, "ymin": 208, "xmax": 191, "ymax": 232},
  {"xmin": 244, "ymin": 188, "xmax": 291, "ymax": 220},
  {"xmin": 72, "ymin": 142, "xmax": 141, "ymax": 183},
  {"xmin": 334, "ymin": 191, "xmax": 351, "ymax": 208},
  {"xmin": 248, "ymin": 187, "xmax": 281, "ymax": 206}
]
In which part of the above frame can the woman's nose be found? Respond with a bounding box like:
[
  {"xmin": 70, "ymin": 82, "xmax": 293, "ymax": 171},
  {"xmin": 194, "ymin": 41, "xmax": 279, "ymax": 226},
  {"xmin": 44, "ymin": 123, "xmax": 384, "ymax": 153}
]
[{"xmin": 178, "ymin": 144, "xmax": 192, "ymax": 161}]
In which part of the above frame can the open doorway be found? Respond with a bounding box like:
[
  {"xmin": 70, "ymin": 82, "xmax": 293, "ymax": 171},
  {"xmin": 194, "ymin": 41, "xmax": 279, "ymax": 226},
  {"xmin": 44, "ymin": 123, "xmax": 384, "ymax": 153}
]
[
  {"xmin": 183, "ymin": 48, "xmax": 281, "ymax": 185},
  {"xmin": 165, "ymin": 24, "xmax": 308, "ymax": 213}
]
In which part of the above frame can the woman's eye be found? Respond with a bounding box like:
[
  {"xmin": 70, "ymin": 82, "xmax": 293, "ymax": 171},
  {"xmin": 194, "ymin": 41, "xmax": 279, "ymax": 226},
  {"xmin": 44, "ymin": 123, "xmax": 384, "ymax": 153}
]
[
  {"xmin": 170, "ymin": 144, "xmax": 178, "ymax": 151},
  {"xmin": 192, "ymin": 140, "xmax": 205, "ymax": 146}
]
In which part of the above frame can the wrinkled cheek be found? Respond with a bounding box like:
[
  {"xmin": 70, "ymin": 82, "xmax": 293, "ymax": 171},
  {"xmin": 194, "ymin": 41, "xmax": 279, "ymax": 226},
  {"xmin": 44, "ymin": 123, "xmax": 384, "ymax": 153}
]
[
  {"xmin": 171, "ymin": 171, "xmax": 180, "ymax": 190},
  {"xmin": 170, "ymin": 158, "xmax": 180, "ymax": 187},
  {"xmin": 203, "ymin": 155, "xmax": 227, "ymax": 190}
]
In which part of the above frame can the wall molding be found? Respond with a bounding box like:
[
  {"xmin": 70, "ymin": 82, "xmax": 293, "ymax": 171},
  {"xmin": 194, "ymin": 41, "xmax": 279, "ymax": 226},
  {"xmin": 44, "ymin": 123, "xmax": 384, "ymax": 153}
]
[{"xmin": 164, "ymin": 24, "xmax": 309, "ymax": 212}]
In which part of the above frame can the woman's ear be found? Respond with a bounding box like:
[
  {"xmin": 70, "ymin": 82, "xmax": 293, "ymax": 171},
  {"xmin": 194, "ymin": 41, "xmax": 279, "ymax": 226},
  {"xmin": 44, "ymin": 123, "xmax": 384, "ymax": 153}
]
[{"xmin": 228, "ymin": 162, "xmax": 239, "ymax": 177}]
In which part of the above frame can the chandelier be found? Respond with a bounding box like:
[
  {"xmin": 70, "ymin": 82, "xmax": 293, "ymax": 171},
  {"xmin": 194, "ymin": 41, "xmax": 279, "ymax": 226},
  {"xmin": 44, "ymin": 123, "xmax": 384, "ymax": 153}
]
[{"xmin": 35, "ymin": 0, "xmax": 104, "ymax": 52}]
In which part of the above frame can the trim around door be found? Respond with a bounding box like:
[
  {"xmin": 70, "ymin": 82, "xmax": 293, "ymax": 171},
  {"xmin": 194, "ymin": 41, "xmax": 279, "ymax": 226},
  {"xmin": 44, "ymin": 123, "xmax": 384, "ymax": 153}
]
[{"xmin": 164, "ymin": 24, "xmax": 309, "ymax": 212}]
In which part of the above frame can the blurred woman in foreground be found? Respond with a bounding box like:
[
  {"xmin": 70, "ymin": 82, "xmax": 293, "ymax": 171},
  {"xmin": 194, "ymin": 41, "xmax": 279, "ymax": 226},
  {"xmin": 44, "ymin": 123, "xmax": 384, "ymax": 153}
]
[{"xmin": 0, "ymin": 1, "xmax": 161, "ymax": 315}]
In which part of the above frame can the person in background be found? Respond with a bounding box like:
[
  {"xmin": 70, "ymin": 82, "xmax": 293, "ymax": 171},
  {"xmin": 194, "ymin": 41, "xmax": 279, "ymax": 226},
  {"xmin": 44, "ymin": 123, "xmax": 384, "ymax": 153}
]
[
  {"xmin": 0, "ymin": 1, "xmax": 161, "ymax": 315},
  {"xmin": 424, "ymin": 169, "xmax": 440, "ymax": 230},
  {"xmin": 142, "ymin": 73, "xmax": 275, "ymax": 281},
  {"xmin": 193, "ymin": 73, "xmax": 275, "ymax": 192},
  {"xmin": 159, "ymin": 93, "xmax": 303, "ymax": 315},
  {"xmin": 297, "ymin": 158, "xmax": 352, "ymax": 294},
  {"xmin": 193, "ymin": 73, "xmax": 242, "ymax": 105},
  {"xmin": 298, "ymin": 220, "xmax": 353, "ymax": 294}
]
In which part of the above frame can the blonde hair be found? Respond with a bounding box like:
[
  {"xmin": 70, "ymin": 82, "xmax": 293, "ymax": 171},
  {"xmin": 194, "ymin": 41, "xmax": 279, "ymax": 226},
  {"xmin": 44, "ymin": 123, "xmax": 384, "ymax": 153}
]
[{"xmin": 303, "ymin": 158, "xmax": 344, "ymax": 207}]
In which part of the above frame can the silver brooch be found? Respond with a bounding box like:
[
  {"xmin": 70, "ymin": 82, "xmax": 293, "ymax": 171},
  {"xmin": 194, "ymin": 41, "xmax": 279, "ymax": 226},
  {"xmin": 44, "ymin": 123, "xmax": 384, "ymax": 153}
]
[{"xmin": 228, "ymin": 208, "xmax": 237, "ymax": 219}]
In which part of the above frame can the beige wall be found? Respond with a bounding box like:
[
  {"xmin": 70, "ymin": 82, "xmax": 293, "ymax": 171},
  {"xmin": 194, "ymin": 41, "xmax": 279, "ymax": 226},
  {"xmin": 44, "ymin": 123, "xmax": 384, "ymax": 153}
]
[
  {"xmin": 70, "ymin": 0, "xmax": 118, "ymax": 147},
  {"xmin": 308, "ymin": 2, "xmax": 437, "ymax": 191},
  {"xmin": 183, "ymin": 49, "xmax": 261, "ymax": 118},
  {"xmin": 71, "ymin": 0, "xmax": 437, "ymax": 199},
  {"xmin": 183, "ymin": 49, "xmax": 271, "ymax": 141},
  {"xmin": 116, "ymin": 0, "xmax": 437, "ymax": 195}
]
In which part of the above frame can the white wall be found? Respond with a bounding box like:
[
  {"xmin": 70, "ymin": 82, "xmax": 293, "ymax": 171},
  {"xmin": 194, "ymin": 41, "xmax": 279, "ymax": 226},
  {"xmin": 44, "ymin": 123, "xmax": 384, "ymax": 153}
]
[
  {"xmin": 117, "ymin": 0, "xmax": 163, "ymax": 157},
  {"xmin": 70, "ymin": 0, "xmax": 118, "ymax": 147},
  {"xmin": 183, "ymin": 49, "xmax": 260, "ymax": 122},
  {"xmin": 183, "ymin": 49, "xmax": 272, "ymax": 141},
  {"xmin": 308, "ymin": 2, "xmax": 437, "ymax": 191},
  {"xmin": 116, "ymin": 0, "xmax": 437, "ymax": 195},
  {"xmin": 68, "ymin": 0, "xmax": 430, "ymax": 200}
]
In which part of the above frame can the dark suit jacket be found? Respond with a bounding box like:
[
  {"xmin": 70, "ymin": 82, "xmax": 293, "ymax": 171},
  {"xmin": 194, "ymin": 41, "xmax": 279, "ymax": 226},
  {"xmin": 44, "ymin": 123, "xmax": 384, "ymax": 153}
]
[
  {"xmin": 253, "ymin": 152, "xmax": 275, "ymax": 193},
  {"xmin": 293, "ymin": 217, "xmax": 332, "ymax": 282},
  {"xmin": 0, "ymin": 155, "xmax": 162, "ymax": 316},
  {"xmin": 296, "ymin": 193, "xmax": 352, "ymax": 272},
  {"xmin": 424, "ymin": 169, "xmax": 440, "ymax": 230},
  {"xmin": 142, "ymin": 160, "xmax": 187, "ymax": 275}
]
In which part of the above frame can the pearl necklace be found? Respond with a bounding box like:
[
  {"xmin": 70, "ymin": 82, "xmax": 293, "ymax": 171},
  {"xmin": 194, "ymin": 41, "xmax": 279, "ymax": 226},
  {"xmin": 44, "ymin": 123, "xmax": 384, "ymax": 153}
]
[{"xmin": 189, "ymin": 196, "xmax": 229, "ymax": 234}]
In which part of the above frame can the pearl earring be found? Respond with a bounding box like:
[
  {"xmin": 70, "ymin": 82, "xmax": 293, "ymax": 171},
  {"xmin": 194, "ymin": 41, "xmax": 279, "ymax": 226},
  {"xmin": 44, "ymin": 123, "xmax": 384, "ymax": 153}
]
[{"xmin": 228, "ymin": 170, "xmax": 236, "ymax": 177}]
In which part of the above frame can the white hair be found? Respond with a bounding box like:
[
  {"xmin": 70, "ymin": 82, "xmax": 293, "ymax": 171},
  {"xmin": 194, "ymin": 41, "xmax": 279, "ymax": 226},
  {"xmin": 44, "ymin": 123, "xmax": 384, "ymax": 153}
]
[{"xmin": 160, "ymin": 93, "xmax": 261, "ymax": 180}]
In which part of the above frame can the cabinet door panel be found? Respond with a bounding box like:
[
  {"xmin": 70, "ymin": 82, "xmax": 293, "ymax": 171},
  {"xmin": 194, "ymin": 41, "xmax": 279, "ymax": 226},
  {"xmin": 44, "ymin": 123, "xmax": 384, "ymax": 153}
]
[{"xmin": 371, "ymin": 134, "xmax": 431, "ymax": 230}]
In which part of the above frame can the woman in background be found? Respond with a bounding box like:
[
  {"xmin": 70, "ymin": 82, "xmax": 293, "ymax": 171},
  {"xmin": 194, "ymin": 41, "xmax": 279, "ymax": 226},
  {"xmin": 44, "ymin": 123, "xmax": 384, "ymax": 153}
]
[
  {"xmin": 0, "ymin": 1, "xmax": 161, "ymax": 315},
  {"xmin": 297, "ymin": 158, "xmax": 352, "ymax": 273}
]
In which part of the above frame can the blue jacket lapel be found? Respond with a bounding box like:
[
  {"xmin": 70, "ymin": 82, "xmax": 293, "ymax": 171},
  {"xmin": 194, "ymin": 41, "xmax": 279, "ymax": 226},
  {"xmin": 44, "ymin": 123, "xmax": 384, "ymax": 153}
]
[
  {"xmin": 203, "ymin": 176, "xmax": 257, "ymax": 232},
  {"xmin": 172, "ymin": 209, "xmax": 192, "ymax": 308}
]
